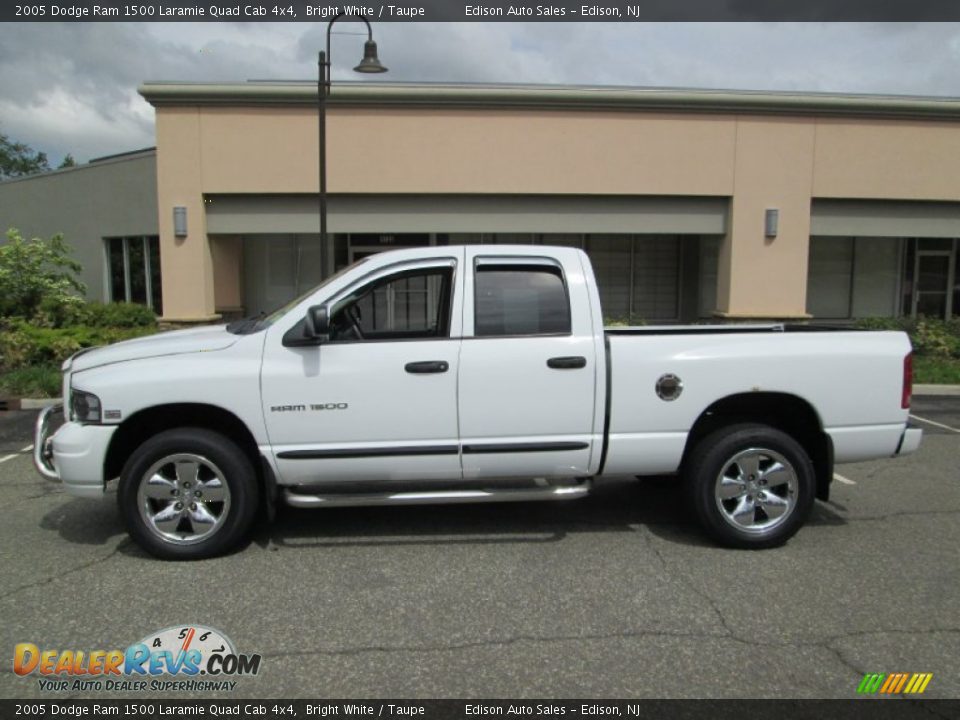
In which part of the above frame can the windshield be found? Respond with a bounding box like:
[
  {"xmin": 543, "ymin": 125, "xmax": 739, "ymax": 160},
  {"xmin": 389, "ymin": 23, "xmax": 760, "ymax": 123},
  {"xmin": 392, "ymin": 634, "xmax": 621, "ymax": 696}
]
[{"xmin": 226, "ymin": 258, "xmax": 368, "ymax": 335}]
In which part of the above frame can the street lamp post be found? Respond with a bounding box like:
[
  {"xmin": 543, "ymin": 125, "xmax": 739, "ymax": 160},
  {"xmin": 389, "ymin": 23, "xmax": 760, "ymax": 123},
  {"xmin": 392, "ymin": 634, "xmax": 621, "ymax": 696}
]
[{"xmin": 317, "ymin": 13, "xmax": 387, "ymax": 279}]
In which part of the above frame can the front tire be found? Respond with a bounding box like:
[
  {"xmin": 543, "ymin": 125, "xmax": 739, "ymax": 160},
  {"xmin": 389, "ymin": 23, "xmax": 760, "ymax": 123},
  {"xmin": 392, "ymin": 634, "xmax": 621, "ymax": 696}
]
[
  {"xmin": 685, "ymin": 423, "xmax": 815, "ymax": 549},
  {"xmin": 118, "ymin": 428, "xmax": 259, "ymax": 560}
]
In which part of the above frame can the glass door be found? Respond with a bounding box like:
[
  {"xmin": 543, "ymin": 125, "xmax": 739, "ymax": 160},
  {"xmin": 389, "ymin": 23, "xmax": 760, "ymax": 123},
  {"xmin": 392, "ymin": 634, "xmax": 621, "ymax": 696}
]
[{"xmin": 913, "ymin": 252, "xmax": 951, "ymax": 318}]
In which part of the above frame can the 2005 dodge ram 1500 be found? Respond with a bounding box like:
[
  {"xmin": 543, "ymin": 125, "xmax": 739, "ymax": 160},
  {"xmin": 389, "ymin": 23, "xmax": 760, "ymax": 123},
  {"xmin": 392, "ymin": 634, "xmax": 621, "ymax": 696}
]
[{"xmin": 34, "ymin": 246, "xmax": 922, "ymax": 558}]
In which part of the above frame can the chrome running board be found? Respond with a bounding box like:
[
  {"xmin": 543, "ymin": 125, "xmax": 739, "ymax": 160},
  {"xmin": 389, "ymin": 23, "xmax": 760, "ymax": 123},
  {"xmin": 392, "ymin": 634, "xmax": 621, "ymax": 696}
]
[{"xmin": 283, "ymin": 480, "xmax": 591, "ymax": 509}]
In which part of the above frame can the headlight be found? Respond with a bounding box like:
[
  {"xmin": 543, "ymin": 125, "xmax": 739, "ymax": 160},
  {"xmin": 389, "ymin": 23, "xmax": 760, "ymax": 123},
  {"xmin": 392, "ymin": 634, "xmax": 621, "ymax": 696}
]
[{"xmin": 71, "ymin": 389, "xmax": 102, "ymax": 424}]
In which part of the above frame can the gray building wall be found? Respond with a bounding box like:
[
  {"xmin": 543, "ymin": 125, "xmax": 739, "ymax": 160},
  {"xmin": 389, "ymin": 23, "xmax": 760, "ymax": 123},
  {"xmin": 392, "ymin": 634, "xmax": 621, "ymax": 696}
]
[{"xmin": 0, "ymin": 149, "xmax": 158, "ymax": 302}]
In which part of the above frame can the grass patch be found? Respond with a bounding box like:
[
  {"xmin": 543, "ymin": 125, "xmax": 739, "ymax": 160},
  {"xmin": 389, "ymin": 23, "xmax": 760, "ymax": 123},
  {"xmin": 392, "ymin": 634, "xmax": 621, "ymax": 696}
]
[
  {"xmin": 913, "ymin": 356, "xmax": 960, "ymax": 385},
  {"xmin": 0, "ymin": 364, "xmax": 61, "ymax": 398}
]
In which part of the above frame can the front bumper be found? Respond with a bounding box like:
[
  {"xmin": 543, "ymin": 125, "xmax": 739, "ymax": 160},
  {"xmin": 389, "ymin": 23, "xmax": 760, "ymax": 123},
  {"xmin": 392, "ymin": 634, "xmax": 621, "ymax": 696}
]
[
  {"xmin": 34, "ymin": 405, "xmax": 116, "ymax": 497},
  {"xmin": 33, "ymin": 404, "xmax": 62, "ymax": 480}
]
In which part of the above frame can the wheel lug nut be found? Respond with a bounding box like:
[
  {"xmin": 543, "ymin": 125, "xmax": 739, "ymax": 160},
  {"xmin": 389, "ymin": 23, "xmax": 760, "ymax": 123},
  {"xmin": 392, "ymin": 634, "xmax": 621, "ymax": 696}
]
[
  {"xmin": 171, "ymin": 489, "xmax": 179, "ymax": 496},
  {"xmin": 194, "ymin": 491, "xmax": 202, "ymax": 498},
  {"xmin": 746, "ymin": 495, "xmax": 753, "ymax": 501},
  {"xmin": 183, "ymin": 482, "xmax": 191, "ymax": 489},
  {"xmin": 174, "ymin": 502, "xmax": 183, "ymax": 510},
  {"xmin": 190, "ymin": 503, "xmax": 197, "ymax": 511}
]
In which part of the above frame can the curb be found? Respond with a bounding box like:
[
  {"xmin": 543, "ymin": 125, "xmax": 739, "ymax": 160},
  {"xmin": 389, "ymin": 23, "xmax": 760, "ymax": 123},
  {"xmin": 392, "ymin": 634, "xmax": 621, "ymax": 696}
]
[
  {"xmin": 20, "ymin": 398, "xmax": 63, "ymax": 410},
  {"xmin": 914, "ymin": 384, "xmax": 960, "ymax": 396}
]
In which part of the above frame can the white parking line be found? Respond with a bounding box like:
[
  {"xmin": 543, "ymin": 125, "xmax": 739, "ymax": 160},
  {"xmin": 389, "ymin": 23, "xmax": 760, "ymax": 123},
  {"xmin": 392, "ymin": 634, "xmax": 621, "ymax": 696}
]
[
  {"xmin": 21, "ymin": 444, "xmax": 33, "ymax": 452},
  {"xmin": 833, "ymin": 473, "xmax": 856, "ymax": 485},
  {"xmin": 909, "ymin": 413, "xmax": 960, "ymax": 434},
  {"xmin": 0, "ymin": 454, "xmax": 18, "ymax": 464}
]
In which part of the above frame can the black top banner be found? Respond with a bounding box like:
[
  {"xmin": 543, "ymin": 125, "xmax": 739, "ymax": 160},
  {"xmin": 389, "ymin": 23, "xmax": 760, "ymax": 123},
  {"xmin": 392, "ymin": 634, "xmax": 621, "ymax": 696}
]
[{"xmin": 6, "ymin": 0, "xmax": 960, "ymax": 22}]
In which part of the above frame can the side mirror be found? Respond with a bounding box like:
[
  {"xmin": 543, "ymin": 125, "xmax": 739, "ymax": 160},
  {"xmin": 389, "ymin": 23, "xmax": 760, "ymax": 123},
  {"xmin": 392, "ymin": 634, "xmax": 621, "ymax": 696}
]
[{"xmin": 304, "ymin": 304, "xmax": 330, "ymax": 342}]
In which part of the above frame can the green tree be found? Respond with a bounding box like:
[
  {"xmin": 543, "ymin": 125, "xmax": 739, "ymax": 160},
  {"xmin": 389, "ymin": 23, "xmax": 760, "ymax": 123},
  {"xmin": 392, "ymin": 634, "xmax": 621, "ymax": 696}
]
[
  {"xmin": 0, "ymin": 228, "xmax": 86, "ymax": 319},
  {"xmin": 58, "ymin": 154, "xmax": 77, "ymax": 169},
  {"xmin": 0, "ymin": 133, "xmax": 51, "ymax": 179}
]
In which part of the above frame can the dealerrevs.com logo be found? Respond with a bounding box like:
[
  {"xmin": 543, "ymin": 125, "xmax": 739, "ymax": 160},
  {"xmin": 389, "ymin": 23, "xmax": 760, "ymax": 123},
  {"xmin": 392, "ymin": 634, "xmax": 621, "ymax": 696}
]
[{"xmin": 14, "ymin": 625, "xmax": 261, "ymax": 693}]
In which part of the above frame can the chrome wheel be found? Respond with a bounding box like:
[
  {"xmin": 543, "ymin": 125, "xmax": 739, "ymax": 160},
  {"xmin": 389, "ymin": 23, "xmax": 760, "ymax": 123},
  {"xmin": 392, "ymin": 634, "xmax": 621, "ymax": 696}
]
[
  {"xmin": 136, "ymin": 453, "xmax": 231, "ymax": 546},
  {"xmin": 714, "ymin": 447, "xmax": 798, "ymax": 534}
]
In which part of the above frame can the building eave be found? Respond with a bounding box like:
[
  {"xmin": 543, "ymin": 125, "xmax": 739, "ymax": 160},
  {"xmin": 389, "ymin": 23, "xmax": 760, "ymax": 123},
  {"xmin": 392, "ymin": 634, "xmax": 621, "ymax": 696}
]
[
  {"xmin": 138, "ymin": 81, "xmax": 960, "ymax": 120},
  {"xmin": 0, "ymin": 147, "xmax": 156, "ymax": 187}
]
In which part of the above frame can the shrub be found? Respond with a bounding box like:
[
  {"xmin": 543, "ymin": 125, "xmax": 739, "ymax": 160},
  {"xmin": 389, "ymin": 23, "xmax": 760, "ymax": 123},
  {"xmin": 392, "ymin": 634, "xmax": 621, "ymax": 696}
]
[
  {"xmin": 604, "ymin": 315, "xmax": 646, "ymax": 327},
  {"xmin": 33, "ymin": 294, "xmax": 91, "ymax": 328},
  {"xmin": 911, "ymin": 318, "xmax": 960, "ymax": 359},
  {"xmin": 856, "ymin": 316, "xmax": 960, "ymax": 359},
  {"xmin": 0, "ymin": 320, "xmax": 156, "ymax": 371},
  {"xmin": 82, "ymin": 302, "xmax": 157, "ymax": 328},
  {"xmin": 854, "ymin": 316, "xmax": 912, "ymax": 333},
  {"xmin": 0, "ymin": 228, "xmax": 85, "ymax": 319},
  {"xmin": 0, "ymin": 365, "xmax": 62, "ymax": 398},
  {"xmin": 32, "ymin": 299, "xmax": 157, "ymax": 329}
]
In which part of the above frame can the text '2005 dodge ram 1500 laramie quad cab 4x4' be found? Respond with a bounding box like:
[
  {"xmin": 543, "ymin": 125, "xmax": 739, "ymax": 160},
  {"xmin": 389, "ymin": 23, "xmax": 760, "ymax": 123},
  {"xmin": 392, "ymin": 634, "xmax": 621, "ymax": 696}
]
[{"xmin": 34, "ymin": 245, "xmax": 922, "ymax": 559}]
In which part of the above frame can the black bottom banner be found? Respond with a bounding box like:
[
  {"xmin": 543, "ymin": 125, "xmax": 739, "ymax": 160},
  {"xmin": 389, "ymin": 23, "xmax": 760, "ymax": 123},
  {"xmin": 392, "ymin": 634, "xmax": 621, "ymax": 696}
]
[{"xmin": 1, "ymin": 700, "xmax": 958, "ymax": 720}]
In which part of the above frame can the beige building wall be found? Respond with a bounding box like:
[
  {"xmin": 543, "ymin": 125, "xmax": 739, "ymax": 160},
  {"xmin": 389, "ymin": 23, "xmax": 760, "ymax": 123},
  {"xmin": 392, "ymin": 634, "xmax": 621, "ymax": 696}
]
[
  {"xmin": 154, "ymin": 108, "xmax": 218, "ymax": 321},
  {"xmin": 718, "ymin": 118, "xmax": 816, "ymax": 318},
  {"xmin": 186, "ymin": 107, "xmax": 737, "ymax": 196},
  {"xmin": 813, "ymin": 120, "xmax": 960, "ymax": 201},
  {"xmin": 147, "ymin": 85, "xmax": 960, "ymax": 321}
]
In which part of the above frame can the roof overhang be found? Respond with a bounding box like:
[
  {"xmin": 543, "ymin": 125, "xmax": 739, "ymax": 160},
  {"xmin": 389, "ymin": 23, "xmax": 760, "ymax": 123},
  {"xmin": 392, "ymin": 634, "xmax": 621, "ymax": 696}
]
[{"xmin": 138, "ymin": 81, "xmax": 960, "ymax": 120}]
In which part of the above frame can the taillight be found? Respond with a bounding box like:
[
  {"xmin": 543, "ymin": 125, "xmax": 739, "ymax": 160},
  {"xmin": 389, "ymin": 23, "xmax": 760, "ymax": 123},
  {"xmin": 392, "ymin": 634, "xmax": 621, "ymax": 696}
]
[{"xmin": 902, "ymin": 352, "xmax": 913, "ymax": 409}]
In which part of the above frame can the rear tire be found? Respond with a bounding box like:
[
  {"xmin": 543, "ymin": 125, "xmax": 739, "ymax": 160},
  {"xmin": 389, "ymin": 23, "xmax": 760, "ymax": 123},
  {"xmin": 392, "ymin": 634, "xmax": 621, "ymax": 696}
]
[
  {"xmin": 118, "ymin": 428, "xmax": 259, "ymax": 560},
  {"xmin": 685, "ymin": 423, "xmax": 815, "ymax": 549}
]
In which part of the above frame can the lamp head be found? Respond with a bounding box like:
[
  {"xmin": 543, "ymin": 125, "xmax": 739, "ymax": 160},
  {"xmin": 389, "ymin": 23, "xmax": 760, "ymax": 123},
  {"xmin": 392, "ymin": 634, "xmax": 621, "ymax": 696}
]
[{"xmin": 354, "ymin": 40, "xmax": 388, "ymax": 73}]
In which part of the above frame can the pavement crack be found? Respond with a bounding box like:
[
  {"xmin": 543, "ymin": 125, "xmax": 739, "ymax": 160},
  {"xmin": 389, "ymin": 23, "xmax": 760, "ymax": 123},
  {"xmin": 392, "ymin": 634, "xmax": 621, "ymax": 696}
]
[
  {"xmin": 640, "ymin": 527, "xmax": 741, "ymax": 641},
  {"xmin": 812, "ymin": 628, "xmax": 960, "ymax": 700},
  {"xmin": 844, "ymin": 508, "xmax": 960, "ymax": 523},
  {"xmin": 822, "ymin": 627, "xmax": 960, "ymax": 643},
  {"xmin": 260, "ymin": 626, "xmax": 960, "ymax": 663},
  {"xmin": 0, "ymin": 538, "xmax": 130, "ymax": 601},
  {"xmin": 260, "ymin": 627, "xmax": 730, "ymax": 660}
]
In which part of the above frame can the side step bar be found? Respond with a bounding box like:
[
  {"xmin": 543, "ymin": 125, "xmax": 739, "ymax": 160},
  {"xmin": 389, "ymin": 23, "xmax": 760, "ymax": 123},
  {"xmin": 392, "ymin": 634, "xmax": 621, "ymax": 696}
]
[{"xmin": 283, "ymin": 480, "xmax": 592, "ymax": 509}]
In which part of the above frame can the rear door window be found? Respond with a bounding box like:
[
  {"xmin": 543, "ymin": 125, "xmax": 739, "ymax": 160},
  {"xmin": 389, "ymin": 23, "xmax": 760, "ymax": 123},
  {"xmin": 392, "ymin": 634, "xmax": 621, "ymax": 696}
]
[{"xmin": 474, "ymin": 264, "xmax": 571, "ymax": 336}]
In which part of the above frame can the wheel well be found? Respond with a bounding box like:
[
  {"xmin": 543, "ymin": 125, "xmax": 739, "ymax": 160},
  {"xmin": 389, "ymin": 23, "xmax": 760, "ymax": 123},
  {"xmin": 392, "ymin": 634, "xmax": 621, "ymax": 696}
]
[
  {"xmin": 103, "ymin": 404, "xmax": 261, "ymax": 483},
  {"xmin": 682, "ymin": 392, "xmax": 834, "ymax": 501}
]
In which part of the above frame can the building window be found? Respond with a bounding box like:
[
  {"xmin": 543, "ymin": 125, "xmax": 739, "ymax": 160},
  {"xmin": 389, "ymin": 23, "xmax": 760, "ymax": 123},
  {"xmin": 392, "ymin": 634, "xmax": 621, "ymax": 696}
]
[
  {"xmin": 899, "ymin": 238, "xmax": 958, "ymax": 320},
  {"xmin": 954, "ymin": 245, "xmax": 960, "ymax": 318},
  {"xmin": 806, "ymin": 237, "xmax": 900, "ymax": 319},
  {"xmin": 105, "ymin": 236, "xmax": 162, "ymax": 313},
  {"xmin": 586, "ymin": 235, "xmax": 681, "ymax": 323}
]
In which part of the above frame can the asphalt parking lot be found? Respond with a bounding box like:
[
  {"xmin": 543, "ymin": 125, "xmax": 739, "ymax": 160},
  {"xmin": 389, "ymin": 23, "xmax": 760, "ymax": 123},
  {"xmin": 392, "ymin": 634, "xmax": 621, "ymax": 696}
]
[{"xmin": 1, "ymin": 397, "xmax": 958, "ymax": 700}]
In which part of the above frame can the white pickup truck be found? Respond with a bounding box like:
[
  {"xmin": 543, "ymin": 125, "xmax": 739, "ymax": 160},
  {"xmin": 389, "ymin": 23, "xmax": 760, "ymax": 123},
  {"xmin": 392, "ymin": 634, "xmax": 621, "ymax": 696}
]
[{"xmin": 35, "ymin": 245, "xmax": 921, "ymax": 558}]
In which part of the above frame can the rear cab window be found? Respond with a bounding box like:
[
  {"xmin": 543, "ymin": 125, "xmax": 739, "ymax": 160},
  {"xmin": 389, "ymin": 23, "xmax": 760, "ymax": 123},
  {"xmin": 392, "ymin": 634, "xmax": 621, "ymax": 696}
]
[{"xmin": 474, "ymin": 262, "xmax": 571, "ymax": 337}]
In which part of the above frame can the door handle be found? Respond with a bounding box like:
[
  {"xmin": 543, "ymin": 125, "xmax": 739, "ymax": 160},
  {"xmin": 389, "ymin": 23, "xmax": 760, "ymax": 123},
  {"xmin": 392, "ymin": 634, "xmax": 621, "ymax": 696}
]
[
  {"xmin": 547, "ymin": 356, "xmax": 587, "ymax": 369},
  {"xmin": 405, "ymin": 361, "xmax": 450, "ymax": 374}
]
